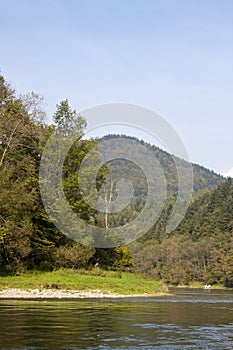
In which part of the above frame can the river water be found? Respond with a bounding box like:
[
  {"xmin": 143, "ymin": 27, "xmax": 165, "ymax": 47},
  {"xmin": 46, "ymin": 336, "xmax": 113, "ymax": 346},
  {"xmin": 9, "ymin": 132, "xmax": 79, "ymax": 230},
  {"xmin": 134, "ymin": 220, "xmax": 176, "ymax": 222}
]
[{"xmin": 0, "ymin": 288, "xmax": 233, "ymax": 349}]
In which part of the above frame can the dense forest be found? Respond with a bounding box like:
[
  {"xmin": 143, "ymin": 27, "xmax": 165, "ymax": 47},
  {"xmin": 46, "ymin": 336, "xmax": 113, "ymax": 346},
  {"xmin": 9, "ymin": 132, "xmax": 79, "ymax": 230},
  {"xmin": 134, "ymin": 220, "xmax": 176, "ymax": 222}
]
[
  {"xmin": 131, "ymin": 178, "xmax": 233, "ymax": 287},
  {"xmin": 0, "ymin": 73, "xmax": 232, "ymax": 287},
  {"xmin": 0, "ymin": 74, "xmax": 130, "ymax": 273}
]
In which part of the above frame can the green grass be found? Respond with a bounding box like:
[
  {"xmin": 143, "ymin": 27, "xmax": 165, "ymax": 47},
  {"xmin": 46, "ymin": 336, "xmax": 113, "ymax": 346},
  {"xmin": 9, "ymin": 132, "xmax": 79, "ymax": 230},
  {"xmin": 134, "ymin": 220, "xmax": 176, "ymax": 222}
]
[{"xmin": 0, "ymin": 268, "xmax": 168, "ymax": 295}]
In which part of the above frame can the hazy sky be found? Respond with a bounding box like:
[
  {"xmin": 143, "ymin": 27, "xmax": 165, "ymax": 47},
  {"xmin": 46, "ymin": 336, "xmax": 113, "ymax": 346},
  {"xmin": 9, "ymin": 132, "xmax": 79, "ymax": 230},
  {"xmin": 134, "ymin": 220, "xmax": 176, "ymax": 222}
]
[{"xmin": 1, "ymin": 0, "xmax": 233, "ymax": 175}]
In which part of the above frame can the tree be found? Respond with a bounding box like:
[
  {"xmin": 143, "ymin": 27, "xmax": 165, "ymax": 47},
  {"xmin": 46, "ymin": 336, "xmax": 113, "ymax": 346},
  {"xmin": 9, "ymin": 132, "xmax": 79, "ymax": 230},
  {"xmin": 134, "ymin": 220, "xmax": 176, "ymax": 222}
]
[
  {"xmin": 0, "ymin": 74, "xmax": 43, "ymax": 272},
  {"xmin": 53, "ymin": 99, "xmax": 86, "ymax": 136}
]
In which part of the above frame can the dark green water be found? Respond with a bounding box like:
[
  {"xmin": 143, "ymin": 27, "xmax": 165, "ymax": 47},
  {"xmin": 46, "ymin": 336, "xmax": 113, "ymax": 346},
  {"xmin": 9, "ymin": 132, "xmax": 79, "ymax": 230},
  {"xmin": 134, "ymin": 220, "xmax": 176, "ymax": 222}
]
[{"xmin": 0, "ymin": 288, "xmax": 233, "ymax": 349}]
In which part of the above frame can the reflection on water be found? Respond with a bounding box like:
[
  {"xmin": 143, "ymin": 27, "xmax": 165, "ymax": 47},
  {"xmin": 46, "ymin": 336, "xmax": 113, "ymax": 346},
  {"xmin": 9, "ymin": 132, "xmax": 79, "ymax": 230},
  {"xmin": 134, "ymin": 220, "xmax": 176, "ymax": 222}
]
[{"xmin": 0, "ymin": 289, "xmax": 233, "ymax": 349}]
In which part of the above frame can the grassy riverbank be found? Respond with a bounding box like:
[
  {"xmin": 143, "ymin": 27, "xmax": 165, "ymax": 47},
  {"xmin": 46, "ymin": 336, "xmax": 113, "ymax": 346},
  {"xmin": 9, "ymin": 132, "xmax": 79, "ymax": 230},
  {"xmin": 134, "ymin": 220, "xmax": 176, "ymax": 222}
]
[
  {"xmin": 176, "ymin": 282, "xmax": 227, "ymax": 289},
  {"xmin": 0, "ymin": 269, "xmax": 168, "ymax": 295}
]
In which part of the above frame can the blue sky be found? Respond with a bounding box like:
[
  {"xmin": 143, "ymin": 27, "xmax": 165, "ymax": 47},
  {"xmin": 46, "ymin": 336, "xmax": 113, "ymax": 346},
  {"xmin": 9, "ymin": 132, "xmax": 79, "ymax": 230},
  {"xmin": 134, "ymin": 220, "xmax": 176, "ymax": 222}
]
[{"xmin": 1, "ymin": 0, "xmax": 233, "ymax": 175}]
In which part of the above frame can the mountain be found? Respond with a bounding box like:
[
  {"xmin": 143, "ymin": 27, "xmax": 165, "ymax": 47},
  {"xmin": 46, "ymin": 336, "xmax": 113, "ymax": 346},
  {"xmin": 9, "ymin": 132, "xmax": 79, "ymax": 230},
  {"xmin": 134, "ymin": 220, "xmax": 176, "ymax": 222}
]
[
  {"xmin": 98, "ymin": 135, "xmax": 232, "ymax": 286},
  {"xmin": 98, "ymin": 134, "xmax": 225, "ymax": 239},
  {"xmin": 0, "ymin": 69, "xmax": 230, "ymax": 281},
  {"xmin": 96, "ymin": 134, "xmax": 226, "ymax": 243},
  {"xmin": 100, "ymin": 134, "xmax": 224, "ymax": 194}
]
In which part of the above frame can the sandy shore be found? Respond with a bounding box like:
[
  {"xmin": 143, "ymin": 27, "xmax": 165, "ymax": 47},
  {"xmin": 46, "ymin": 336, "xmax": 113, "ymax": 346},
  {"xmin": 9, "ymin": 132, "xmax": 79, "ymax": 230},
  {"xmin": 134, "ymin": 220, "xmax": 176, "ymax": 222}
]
[{"xmin": 0, "ymin": 288, "xmax": 160, "ymax": 299}]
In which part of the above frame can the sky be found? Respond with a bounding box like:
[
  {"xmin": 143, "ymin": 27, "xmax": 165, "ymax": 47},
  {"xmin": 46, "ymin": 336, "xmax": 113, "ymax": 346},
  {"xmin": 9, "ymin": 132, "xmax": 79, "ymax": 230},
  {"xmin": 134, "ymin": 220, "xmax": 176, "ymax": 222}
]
[{"xmin": 0, "ymin": 0, "xmax": 233, "ymax": 176}]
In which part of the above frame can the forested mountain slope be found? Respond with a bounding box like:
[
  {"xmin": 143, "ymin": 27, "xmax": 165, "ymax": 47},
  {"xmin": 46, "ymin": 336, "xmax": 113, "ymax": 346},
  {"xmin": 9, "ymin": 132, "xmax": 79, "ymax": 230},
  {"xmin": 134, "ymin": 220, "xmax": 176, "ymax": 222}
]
[
  {"xmin": 0, "ymin": 73, "xmax": 231, "ymax": 287},
  {"xmin": 101, "ymin": 134, "xmax": 224, "ymax": 194},
  {"xmin": 132, "ymin": 178, "xmax": 233, "ymax": 287}
]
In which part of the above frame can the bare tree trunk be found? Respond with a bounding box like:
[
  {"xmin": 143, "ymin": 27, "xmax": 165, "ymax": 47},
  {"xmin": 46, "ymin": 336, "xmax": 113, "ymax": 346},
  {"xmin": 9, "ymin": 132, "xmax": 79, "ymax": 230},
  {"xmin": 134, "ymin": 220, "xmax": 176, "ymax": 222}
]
[
  {"xmin": 104, "ymin": 180, "xmax": 114, "ymax": 230},
  {"xmin": 0, "ymin": 118, "xmax": 22, "ymax": 167}
]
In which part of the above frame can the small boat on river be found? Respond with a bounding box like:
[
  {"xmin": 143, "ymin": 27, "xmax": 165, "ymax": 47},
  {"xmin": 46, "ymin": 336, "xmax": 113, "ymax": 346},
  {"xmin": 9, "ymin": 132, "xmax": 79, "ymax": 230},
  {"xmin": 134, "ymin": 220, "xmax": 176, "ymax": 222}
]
[{"xmin": 202, "ymin": 284, "xmax": 211, "ymax": 289}]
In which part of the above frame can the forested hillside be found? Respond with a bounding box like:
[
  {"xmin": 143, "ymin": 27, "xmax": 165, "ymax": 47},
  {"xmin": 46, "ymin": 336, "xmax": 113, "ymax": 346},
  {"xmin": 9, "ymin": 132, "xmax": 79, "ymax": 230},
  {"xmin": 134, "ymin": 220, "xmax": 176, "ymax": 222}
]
[
  {"xmin": 132, "ymin": 178, "xmax": 233, "ymax": 287},
  {"xmin": 0, "ymin": 73, "xmax": 231, "ymax": 287},
  {"xmin": 98, "ymin": 134, "xmax": 225, "ymax": 243},
  {"xmin": 101, "ymin": 134, "xmax": 224, "ymax": 193}
]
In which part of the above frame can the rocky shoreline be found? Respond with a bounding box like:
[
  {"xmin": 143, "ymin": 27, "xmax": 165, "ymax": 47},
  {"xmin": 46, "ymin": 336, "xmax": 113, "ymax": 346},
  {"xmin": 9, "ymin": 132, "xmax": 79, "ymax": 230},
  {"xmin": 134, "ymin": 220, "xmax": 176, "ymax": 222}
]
[{"xmin": 0, "ymin": 288, "xmax": 160, "ymax": 299}]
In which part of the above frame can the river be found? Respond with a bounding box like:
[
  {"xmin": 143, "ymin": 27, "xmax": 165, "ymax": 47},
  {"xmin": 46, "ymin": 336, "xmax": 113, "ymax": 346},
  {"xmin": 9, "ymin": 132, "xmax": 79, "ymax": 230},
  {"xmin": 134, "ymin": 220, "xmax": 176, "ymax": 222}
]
[{"xmin": 0, "ymin": 288, "xmax": 233, "ymax": 349}]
